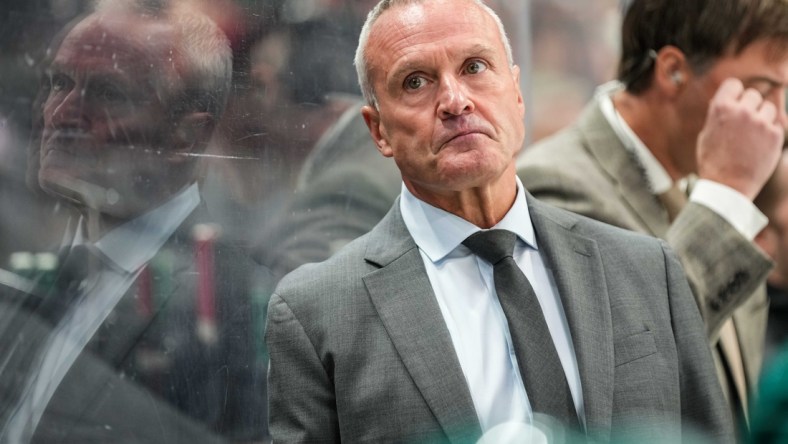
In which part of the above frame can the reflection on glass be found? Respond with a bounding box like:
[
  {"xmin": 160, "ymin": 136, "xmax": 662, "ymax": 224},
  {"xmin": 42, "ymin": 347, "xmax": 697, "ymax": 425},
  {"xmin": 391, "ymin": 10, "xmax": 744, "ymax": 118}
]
[
  {"xmin": 1, "ymin": 1, "xmax": 266, "ymax": 442},
  {"xmin": 0, "ymin": 0, "xmax": 625, "ymax": 442}
]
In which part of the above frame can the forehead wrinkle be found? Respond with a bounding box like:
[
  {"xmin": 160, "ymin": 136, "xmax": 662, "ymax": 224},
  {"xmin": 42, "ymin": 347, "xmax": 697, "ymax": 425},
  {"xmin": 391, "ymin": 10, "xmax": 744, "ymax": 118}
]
[
  {"xmin": 59, "ymin": 24, "xmax": 156, "ymax": 70},
  {"xmin": 57, "ymin": 15, "xmax": 183, "ymax": 100},
  {"xmin": 367, "ymin": 0, "xmax": 507, "ymax": 85},
  {"xmin": 388, "ymin": 42, "xmax": 499, "ymax": 81}
]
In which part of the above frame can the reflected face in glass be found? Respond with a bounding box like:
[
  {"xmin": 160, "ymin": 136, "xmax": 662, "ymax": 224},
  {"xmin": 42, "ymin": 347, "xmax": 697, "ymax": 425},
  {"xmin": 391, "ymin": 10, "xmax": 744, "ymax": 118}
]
[
  {"xmin": 362, "ymin": 0, "xmax": 525, "ymax": 198},
  {"xmin": 39, "ymin": 14, "xmax": 183, "ymax": 218}
]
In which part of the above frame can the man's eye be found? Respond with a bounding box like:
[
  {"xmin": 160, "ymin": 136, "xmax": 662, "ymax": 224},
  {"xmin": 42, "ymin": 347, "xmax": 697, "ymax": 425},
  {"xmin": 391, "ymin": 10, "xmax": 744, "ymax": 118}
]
[
  {"xmin": 743, "ymin": 79, "xmax": 779, "ymax": 99},
  {"xmin": 465, "ymin": 60, "xmax": 488, "ymax": 75},
  {"xmin": 50, "ymin": 74, "xmax": 72, "ymax": 93},
  {"xmin": 404, "ymin": 76, "xmax": 426, "ymax": 90},
  {"xmin": 91, "ymin": 83, "xmax": 127, "ymax": 103}
]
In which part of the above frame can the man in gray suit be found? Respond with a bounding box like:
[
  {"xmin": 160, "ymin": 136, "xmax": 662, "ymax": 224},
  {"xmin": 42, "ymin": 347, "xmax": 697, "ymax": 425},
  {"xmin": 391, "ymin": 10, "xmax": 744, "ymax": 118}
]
[
  {"xmin": 518, "ymin": 0, "xmax": 788, "ymax": 429},
  {"xmin": 266, "ymin": 0, "xmax": 731, "ymax": 442}
]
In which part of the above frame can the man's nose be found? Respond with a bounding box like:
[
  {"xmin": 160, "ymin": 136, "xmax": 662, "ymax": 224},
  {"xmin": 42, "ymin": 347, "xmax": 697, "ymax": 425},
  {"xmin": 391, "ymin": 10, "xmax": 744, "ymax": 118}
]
[
  {"xmin": 49, "ymin": 87, "xmax": 89, "ymax": 130},
  {"xmin": 437, "ymin": 75, "xmax": 474, "ymax": 118}
]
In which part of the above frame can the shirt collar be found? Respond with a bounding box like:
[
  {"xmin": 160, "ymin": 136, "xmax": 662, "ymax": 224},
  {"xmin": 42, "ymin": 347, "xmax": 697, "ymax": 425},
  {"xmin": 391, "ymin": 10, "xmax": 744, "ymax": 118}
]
[
  {"xmin": 400, "ymin": 176, "xmax": 537, "ymax": 263},
  {"xmin": 78, "ymin": 183, "xmax": 201, "ymax": 274},
  {"xmin": 596, "ymin": 81, "xmax": 673, "ymax": 194}
]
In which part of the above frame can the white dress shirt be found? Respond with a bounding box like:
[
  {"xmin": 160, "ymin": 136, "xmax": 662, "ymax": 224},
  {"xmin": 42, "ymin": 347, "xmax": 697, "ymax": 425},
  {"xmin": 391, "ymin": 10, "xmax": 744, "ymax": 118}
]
[
  {"xmin": 597, "ymin": 81, "xmax": 767, "ymax": 240},
  {"xmin": 399, "ymin": 178, "xmax": 584, "ymax": 432},
  {"xmin": 4, "ymin": 183, "xmax": 200, "ymax": 442}
]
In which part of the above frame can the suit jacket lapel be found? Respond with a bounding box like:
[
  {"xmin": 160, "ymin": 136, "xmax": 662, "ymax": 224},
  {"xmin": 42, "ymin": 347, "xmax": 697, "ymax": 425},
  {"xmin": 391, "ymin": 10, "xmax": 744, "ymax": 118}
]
[
  {"xmin": 88, "ymin": 203, "xmax": 206, "ymax": 367},
  {"xmin": 577, "ymin": 101, "xmax": 669, "ymax": 237},
  {"xmin": 528, "ymin": 196, "xmax": 614, "ymax": 440},
  {"xmin": 93, "ymin": 248, "xmax": 189, "ymax": 367},
  {"xmin": 362, "ymin": 202, "xmax": 482, "ymax": 443}
]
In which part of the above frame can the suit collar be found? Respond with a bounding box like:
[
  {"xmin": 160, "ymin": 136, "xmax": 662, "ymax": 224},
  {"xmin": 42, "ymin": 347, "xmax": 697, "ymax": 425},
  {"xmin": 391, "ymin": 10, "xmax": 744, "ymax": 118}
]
[
  {"xmin": 83, "ymin": 201, "xmax": 208, "ymax": 368},
  {"xmin": 399, "ymin": 178, "xmax": 537, "ymax": 264},
  {"xmin": 364, "ymin": 197, "xmax": 619, "ymax": 441},
  {"xmin": 596, "ymin": 83, "xmax": 673, "ymax": 194},
  {"xmin": 576, "ymin": 100, "xmax": 669, "ymax": 237},
  {"xmin": 95, "ymin": 183, "xmax": 200, "ymax": 274},
  {"xmin": 94, "ymin": 200, "xmax": 216, "ymax": 367},
  {"xmin": 363, "ymin": 199, "xmax": 417, "ymax": 267}
]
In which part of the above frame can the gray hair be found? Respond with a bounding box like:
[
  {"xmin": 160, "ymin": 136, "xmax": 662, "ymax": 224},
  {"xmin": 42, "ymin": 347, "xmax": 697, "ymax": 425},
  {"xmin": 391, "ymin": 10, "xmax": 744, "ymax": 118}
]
[
  {"xmin": 354, "ymin": 0, "xmax": 514, "ymax": 108},
  {"xmin": 93, "ymin": 0, "xmax": 232, "ymax": 118}
]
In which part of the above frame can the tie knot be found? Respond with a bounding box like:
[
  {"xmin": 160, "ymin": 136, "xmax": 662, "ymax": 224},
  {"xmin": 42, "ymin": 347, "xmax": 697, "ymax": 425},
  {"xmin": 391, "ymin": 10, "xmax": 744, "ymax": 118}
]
[
  {"xmin": 657, "ymin": 184, "xmax": 688, "ymax": 222},
  {"xmin": 462, "ymin": 229, "xmax": 517, "ymax": 265},
  {"xmin": 56, "ymin": 245, "xmax": 98, "ymax": 289}
]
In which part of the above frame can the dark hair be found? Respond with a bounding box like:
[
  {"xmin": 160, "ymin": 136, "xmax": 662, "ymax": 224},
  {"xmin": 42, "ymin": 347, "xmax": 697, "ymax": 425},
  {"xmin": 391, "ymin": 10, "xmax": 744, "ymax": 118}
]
[{"xmin": 618, "ymin": 0, "xmax": 788, "ymax": 94}]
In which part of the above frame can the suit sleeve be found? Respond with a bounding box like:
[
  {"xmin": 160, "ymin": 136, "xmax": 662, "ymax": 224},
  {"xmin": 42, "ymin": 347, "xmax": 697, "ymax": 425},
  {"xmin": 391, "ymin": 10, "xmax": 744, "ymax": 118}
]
[
  {"xmin": 265, "ymin": 293, "xmax": 339, "ymax": 443},
  {"xmin": 521, "ymin": 161, "xmax": 772, "ymax": 341},
  {"xmin": 666, "ymin": 203, "xmax": 771, "ymax": 338},
  {"xmin": 660, "ymin": 241, "xmax": 735, "ymax": 443}
]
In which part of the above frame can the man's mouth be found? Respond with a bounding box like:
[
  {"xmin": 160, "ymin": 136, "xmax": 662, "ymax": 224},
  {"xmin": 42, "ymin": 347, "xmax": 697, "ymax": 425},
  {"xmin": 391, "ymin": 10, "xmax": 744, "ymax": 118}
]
[
  {"xmin": 437, "ymin": 128, "xmax": 491, "ymax": 151},
  {"xmin": 45, "ymin": 128, "xmax": 93, "ymax": 141},
  {"xmin": 41, "ymin": 129, "xmax": 97, "ymax": 157}
]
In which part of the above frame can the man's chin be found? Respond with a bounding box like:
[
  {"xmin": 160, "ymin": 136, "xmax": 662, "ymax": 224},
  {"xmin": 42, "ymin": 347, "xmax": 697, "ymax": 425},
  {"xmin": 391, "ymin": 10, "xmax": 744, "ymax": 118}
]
[
  {"xmin": 39, "ymin": 169, "xmax": 112, "ymax": 209},
  {"xmin": 40, "ymin": 170, "xmax": 161, "ymax": 224}
]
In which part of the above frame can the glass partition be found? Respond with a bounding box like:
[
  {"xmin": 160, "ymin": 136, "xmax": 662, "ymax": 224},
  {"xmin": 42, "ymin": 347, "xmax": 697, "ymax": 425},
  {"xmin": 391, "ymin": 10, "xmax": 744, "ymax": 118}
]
[{"xmin": 0, "ymin": 1, "xmax": 620, "ymax": 442}]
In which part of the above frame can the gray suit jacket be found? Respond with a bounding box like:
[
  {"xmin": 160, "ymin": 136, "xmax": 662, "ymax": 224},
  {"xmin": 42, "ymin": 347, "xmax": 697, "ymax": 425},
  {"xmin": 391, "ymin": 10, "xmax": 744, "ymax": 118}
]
[
  {"xmin": 266, "ymin": 195, "xmax": 732, "ymax": 443},
  {"xmin": 0, "ymin": 208, "xmax": 268, "ymax": 443},
  {"xmin": 517, "ymin": 100, "xmax": 772, "ymax": 398}
]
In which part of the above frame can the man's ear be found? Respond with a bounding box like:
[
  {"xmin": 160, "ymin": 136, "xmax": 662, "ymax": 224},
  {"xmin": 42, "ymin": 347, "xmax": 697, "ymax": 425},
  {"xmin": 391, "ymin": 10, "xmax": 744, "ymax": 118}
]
[
  {"xmin": 511, "ymin": 64, "xmax": 525, "ymax": 117},
  {"xmin": 654, "ymin": 46, "xmax": 690, "ymax": 98},
  {"xmin": 171, "ymin": 111, "xmax": 214, "ymax": 163},
  {"xmin": 361, "ymin": 105, "xmax": 394, "ymax": 158}
]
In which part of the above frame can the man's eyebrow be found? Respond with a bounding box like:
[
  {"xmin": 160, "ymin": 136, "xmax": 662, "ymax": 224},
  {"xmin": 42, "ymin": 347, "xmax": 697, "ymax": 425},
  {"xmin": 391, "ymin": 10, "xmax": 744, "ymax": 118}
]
[
  {"xmin": 389, "ymin": 61, "xmax": 423, "ymax": 85},
  {"xmin": 387, "ymin": 43, "xmax": 501, "ymax": 85},
  {"xmin": 46, "ymin": 61, "xmax": 67, "ymax": 76},
  {"xmin": 46, "ymin": 60, "xmax": 130, "ymax": 85},
  {"xmin": 46, "ymin": 60, "xmax": 85, "ymax": 81},
  {"xmin": 742, "ymin": 75, "xmax": 785, "ymax": 88},
  {"xmin": 459, "ymin": 43, "xmax": 498, "ymax": 61}
]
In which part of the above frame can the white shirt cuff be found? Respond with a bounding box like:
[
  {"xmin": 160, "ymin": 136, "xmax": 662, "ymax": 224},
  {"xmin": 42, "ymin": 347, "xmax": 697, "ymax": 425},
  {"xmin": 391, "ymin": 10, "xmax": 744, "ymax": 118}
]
[{"xmin": 689, "ymin": 179, "xmax": 768, "ymax": 241}]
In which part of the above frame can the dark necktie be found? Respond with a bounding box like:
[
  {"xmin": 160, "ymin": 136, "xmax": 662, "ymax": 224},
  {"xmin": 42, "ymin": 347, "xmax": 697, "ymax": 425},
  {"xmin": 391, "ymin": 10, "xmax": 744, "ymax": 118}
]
[
  {"xmin": 463, "ymin": 229, "xmax": 579, "ymax": 428},
  {"xmin": 657, "ymin": 184, "xmax": 687, "ymax": 223},
  {"xmin": 37, "ymin": 245, "xmax": 95, "ymax": 325}
]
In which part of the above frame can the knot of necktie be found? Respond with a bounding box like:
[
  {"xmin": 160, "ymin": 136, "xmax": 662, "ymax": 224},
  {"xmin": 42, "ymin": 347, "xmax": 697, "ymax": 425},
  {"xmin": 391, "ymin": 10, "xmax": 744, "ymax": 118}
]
[
  {"xmin": 462, "ymin": 229, "xmax": 517, "ymax": 265},
  {"xmin": 657, "ymin": 185, "xmax": 688, "ymax": 222},
  {"xmin": 35, "ymin": 244, "xmax": 99, "ymax": 325},
  {"xmin": 55, "ymin": 245, "xmax": 97, "ymax": 292}
]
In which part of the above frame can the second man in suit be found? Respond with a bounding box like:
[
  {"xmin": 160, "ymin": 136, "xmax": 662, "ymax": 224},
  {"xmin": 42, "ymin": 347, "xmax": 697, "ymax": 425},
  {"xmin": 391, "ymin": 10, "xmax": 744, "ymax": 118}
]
[{"xmin": 518, "ymin": 0, "xmax": 788, "ymax": 429}]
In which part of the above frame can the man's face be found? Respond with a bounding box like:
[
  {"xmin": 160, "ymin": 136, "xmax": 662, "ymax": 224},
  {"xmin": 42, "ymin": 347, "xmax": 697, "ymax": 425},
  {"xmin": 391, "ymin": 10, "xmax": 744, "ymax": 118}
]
[
  {"xmin": 39, "ymin": 14, "xmax": 183, "ymax": 219},
  {"xmin": 361, "ymin": 0, "xmax": 525, "ymax": 199},
  {"xmin": 678, "ymin": 39, "xmax": 788, "ymax": 174}
]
